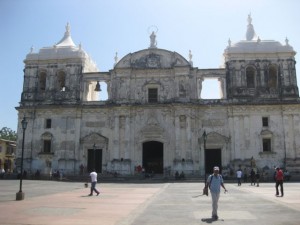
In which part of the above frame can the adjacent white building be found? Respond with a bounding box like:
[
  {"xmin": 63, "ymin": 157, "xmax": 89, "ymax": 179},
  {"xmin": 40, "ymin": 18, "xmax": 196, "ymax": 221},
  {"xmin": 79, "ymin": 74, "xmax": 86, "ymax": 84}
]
[{"xmin": 16, "ymin": 16, "xmax": 300, "ymax": 178}]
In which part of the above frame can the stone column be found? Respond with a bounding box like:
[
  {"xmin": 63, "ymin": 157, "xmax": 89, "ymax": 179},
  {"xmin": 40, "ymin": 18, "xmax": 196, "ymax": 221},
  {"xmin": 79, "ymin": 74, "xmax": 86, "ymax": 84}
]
[
  {"xmin": 233, "ymin": 116, "xmax": 240, "ymax": 160},
  {"xmin": 293, "ymin": 115, "xmax": 300, "ymax": 158},
  {"xmin": 218, "ymin": 77, "xmax": 226, "ymax": 99},
  {"xmin": 243, "ymin": 115, "xmax": 250, "ymax": 157},
  {"xmin": 198, "ymin": 78, "xmax": 204, "ymax": 99},
  {"xmin": 113, "ymin": 116, "xmax": 119, "ymax": 159},
  {"xmin": 124, "ymin": 116, "xmax": 130, "ymax": 159},
  {"xmin": 282, "ymin": 114, "xmax": 289, "ymax": 162},
  {"xmin": 186, "ymin": 115, "xmax": 191, "ymax": 159},
  {"xmin": 175, "ymin": 116, "xmax": 180, "ymax": 159},
  {"xmin": 82, "ymin": 81, "xmax": 90, "ymax": 101}
]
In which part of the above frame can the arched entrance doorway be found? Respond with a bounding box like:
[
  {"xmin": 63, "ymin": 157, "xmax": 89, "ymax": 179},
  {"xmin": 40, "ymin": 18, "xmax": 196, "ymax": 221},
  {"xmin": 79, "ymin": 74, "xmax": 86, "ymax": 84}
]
[
  {"xmin": 87, "ymin": 149, "xmax": 102, "ymax": 173},
  {"xmin": 205, "ymin": 149, "xmax": 222, "ymax": 174},
  {"xmin": 143, "ymin": 141, "xmax": 163, "ymax": 174}
]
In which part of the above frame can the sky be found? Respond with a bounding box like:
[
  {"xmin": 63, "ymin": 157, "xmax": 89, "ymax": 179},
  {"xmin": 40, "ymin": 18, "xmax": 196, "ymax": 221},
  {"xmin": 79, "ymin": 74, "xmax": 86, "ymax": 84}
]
[{"xmin": 0, "ymin": 0, "xmax": 300, "ymax": 132}]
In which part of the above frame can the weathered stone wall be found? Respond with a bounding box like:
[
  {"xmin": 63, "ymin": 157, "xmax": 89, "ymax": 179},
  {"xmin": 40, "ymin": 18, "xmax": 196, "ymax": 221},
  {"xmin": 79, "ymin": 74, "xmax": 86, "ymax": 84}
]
[{"xmin": 16, "ymin": 34, "xmax": 300, "ymax": 177}]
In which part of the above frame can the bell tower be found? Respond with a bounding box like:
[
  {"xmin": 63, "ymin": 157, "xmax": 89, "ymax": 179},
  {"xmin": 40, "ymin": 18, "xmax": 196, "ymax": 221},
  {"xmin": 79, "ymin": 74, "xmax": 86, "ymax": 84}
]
[
  {"xmin": 224, "ymin": 15, "xmax": 298, "ymax": 101},
  {"xmin": 21, "ymin": 23, "xmax": 98, "ymax": 106}
]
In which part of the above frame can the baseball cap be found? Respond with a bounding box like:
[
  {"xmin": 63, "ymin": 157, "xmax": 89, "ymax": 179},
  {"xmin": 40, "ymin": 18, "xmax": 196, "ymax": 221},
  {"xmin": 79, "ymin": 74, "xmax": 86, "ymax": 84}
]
[{"xmin": 213, "ymin": 166, "xmax": 219, "ymax": 171}]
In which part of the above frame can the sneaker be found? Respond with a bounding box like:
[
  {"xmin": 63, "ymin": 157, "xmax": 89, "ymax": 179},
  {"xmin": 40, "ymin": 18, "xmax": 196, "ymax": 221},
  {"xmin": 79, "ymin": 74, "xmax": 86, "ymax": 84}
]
[
  {"xmin": 97, "ymin": 192, "xmax": 100, "ymax": 196},
  {"xmin": 88, "ymin": 194, "xmax": 93, "ymax": 196}
]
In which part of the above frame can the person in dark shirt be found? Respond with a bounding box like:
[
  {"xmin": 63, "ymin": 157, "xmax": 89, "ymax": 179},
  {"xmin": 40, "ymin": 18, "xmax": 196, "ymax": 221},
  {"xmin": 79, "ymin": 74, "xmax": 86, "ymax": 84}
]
[
  {"xmin": 255, "ymin": 171, "xmax": 260, "ymax": 187},
  {"xmin": 250, "ymin": 169, "xmax": 256, "ymax": 186}
]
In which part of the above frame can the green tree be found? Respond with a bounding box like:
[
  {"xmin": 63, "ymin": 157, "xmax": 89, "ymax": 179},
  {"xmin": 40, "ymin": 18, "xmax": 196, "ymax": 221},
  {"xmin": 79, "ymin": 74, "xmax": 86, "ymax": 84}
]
[{"xmin": 0, "ymin": 127, "xmax": 17, "ymax": 141}]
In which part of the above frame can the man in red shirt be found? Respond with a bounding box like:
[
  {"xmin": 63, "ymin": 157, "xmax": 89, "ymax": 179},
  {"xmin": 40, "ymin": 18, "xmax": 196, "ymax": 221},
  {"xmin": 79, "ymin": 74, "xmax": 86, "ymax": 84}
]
[{"xmin": 275, "ymin": 167, "xmax": 284, "ymax": 197}]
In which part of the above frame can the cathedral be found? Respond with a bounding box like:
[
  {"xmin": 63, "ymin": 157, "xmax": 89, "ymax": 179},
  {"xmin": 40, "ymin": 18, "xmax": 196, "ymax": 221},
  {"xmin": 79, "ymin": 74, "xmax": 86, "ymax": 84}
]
[{"xmin": 16, "ymin": 15, "xmax": 300, "ymax": 179}]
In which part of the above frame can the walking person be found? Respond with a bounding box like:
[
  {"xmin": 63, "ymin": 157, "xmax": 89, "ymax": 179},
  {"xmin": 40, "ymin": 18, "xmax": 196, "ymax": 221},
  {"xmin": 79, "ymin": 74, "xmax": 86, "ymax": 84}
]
[
  {"xmin": 236, "ymin": 169, "xmax": 242, "ymax": 186},
  {"xmin": 275, "ymin": 167, "xmax": 284, "ymax": 197},
  {"xmin": 205, "ymin": 166, "xmax": 227, "ymax": 220},
  {"xmin": 250, "ymin": 169, "xmax": 256, "ymax": 186},
  {"xmin": 89, "ymin": 169, "xmax": 100, "ymax": 196},
  {"xmin": 255, "ymin": 170, "xmax": 260, "ymax": 187}
]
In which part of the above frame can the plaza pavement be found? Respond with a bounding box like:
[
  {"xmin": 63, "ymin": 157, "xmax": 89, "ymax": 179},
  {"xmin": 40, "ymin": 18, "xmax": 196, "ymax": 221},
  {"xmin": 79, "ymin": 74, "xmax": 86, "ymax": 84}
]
[{"xmin": 0, "ymin": 179, "xmax": 300, "ymax": 225}]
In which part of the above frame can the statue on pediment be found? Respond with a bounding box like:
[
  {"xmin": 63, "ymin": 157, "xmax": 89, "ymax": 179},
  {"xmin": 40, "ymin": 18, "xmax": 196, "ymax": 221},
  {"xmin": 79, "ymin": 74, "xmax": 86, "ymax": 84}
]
[{"xmin": 150, "ymin": 31, "xmax": 157, "ymax": 48}]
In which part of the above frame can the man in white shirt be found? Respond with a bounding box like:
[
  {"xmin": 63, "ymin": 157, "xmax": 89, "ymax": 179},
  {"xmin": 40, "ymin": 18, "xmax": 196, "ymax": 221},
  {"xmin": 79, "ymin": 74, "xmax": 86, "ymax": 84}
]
[
  {"xmin": 236, "ymin": 169, "xmax": 242, "ymax": 186},
  {"xmin": 89, "ymin": 169, "xmax": 100, "ymax": 196}
]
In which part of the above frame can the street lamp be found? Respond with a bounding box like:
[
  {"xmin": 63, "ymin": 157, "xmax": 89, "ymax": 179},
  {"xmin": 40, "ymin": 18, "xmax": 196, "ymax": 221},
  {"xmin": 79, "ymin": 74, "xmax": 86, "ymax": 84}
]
[
  {"xmin": 202, "ymin": 130, "xmax": 207, "ymax": 184},
  {"xmin": 16, "ymin": 116, "xmax": 28, "ymax": 201},
  {"xmin": 93, "ymin": 143, "xmax": 96, "ymax": 172}
]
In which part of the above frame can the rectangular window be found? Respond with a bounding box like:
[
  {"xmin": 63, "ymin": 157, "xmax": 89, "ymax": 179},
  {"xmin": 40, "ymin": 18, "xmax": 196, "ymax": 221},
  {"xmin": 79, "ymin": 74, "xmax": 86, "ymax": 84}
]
[
  {"xmin": 148, "ymin": 88, "xmax": 158, "ymax": 103},
  {"xmin": 262, "ymin": 117, "xmax": 268, "ymax": 127},
  {"xmin": 46, "ymin": 119, "xmax": 52, "ymax": 129},
  {"xmin": 44, "ymin": 140, "xmax": 51, "ymax": 153},
  {"xmin": 262, "ymin": 138, "xmax": 271, "ymax": 152}
]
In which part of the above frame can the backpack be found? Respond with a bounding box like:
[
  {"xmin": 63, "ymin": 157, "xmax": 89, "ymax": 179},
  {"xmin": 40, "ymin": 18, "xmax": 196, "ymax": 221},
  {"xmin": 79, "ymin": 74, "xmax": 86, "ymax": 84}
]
[{"xmin": 203, "ymin": 174, "xmax": 222, "ymax": 196}]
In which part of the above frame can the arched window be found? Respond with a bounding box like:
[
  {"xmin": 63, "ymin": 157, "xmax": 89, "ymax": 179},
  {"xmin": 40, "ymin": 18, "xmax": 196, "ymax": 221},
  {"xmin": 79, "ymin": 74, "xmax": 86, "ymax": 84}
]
[
  {"xmin": 246, "ymin": 66, "xmax": 255, "ymax": 88},
  {"xmin": 57, "ymin": 71, "xmax": 66, "ymax": 91},
  {"xmin": 38, "ymin": 72, "xmax": 47, "ymax": 91},
  {"xmin": 268, "ymin": 65, "xmax": 277, "ymax": 88},
  {"xmin": 261, "ymin": 130, "xmax": 273, "ymax": 153},
  {"xmin": 41, "ymin": 132, "xmax": 53, "ymax": 154}
]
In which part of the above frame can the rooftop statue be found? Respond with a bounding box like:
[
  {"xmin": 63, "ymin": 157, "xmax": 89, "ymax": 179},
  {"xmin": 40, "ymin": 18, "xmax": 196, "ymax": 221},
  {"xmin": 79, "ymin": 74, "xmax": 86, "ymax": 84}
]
[
  {"xmin": 114, "ymin": 52, "xmax": 118, "ymax": 66},
  {"xmin": 188, "ymin": 50, "xmax": 193, "ymax": 66},
  {"xmin": 246, "ymin": 14, "xmax": 256, "ymax": 41},
  {"xmin": 149, "ymin": 31, "xmax": 157, "ymax": 48}
]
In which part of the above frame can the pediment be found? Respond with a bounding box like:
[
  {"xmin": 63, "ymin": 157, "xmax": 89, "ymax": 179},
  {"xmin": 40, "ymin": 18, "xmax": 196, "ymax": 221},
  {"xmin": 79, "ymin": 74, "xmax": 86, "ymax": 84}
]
[
  {"xmin": 261, "ymin": 130, "xmax": 273, "ymax": 136},
  {"xmin": 115, "ymin": 48, "xmax": 190, "ymax": 69},
  {"xmin": 140, "ymin": 125, "xmax": 165, "ymax": 140},
  {"xmin": 142, "ymin": 125, "xmax": 164, "ymax": 135},
  {"xmin": 80, "ymin": 132, "xmax": 108, "ymax": 144},
  {"xmin": 199, "ymin": 131, "xmax": 230, "ymax": 145},
  {"xmin": 41, "ymin": 132, "xmax": 53, "ymax": 140},
  {"xmin": 207, "ymin": 132, "xmax": 230, "ymax": 144}
]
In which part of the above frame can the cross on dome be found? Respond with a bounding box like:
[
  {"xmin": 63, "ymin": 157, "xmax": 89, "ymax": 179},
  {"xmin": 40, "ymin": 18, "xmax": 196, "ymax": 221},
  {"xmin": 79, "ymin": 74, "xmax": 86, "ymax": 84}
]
[
  {"xmin": 65, "ymin": 22, "xmax": 71, "ymax": 35},
  {"xmin": 55, "ymin": 22, "xmax": 76, "ymax": 47},
  {"xmin": 247, "ymin": 14, "xmax": 252, "ymax": 25}
]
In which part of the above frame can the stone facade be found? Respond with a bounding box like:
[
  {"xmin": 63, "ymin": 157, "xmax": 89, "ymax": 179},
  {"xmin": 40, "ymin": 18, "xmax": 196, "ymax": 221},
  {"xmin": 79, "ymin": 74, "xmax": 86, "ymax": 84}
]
[{"xmin": 16, "ymin": 17, "xmax": 300, "ymax": 178}]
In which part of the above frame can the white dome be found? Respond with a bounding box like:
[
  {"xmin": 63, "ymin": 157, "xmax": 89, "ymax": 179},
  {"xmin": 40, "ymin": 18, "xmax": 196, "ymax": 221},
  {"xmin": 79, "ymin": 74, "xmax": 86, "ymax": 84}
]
[
  {"xmin": 24, "ymin": 23, "xmax": 98, "ymax": 72},
  {"xmin": 226, "ymin": 40, "xmax": 294, "ymax": 54},
  {"xmin": 224, "ymin": 15, "xmax": 296, "ymax": 60}
]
